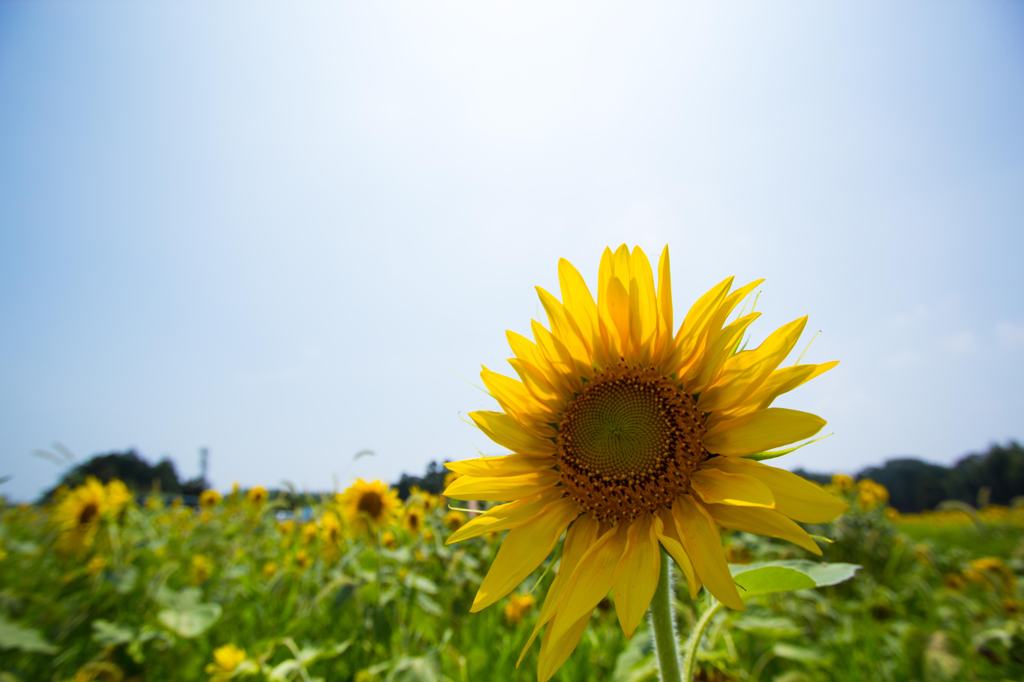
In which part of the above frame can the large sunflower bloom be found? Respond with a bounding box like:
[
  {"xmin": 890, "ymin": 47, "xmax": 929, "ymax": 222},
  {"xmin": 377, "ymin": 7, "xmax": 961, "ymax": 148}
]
[{"xmin": 444, "ymin": 245, "xmax": 847, "ymax": 681}]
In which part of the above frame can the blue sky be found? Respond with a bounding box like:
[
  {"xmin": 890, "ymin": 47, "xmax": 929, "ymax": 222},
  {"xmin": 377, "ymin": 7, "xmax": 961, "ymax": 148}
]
[{"xmin": 2, "ymin": 2, "xmax": 1022, "ymax": 501}]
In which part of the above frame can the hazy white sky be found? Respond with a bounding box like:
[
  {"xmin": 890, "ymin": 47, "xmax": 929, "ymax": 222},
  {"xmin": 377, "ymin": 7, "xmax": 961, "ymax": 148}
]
[{"xmin": 2, "ymin": 1, "xmax": 1023, "ymax": 500}]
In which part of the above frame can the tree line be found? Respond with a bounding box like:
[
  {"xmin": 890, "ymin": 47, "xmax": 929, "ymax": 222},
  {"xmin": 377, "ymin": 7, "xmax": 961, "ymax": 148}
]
[{"xmin": 34, "ymin": 441, "xmax": 1024, "ymax": 514}]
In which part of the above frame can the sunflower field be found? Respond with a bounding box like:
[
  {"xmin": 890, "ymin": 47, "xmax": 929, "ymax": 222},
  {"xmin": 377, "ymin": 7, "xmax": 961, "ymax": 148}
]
[{"xmin": 0, "ymin": 475, "xmax": 1022, "ymax": 682}]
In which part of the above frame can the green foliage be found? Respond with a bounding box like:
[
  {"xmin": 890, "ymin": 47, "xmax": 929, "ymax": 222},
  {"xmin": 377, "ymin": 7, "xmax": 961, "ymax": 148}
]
[{"xmin": 1, "ymin": 480, "xmax": 1021, "ymax": 681}]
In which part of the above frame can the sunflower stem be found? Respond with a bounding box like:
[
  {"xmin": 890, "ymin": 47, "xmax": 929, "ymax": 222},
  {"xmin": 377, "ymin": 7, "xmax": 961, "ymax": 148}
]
[
  {"xmin": 680, "ymin": 596, "xmax": 723, "ymax": 681},
  {"xmin": 649, "ymin": 548, "xmax": 683, "ymax": 682}
]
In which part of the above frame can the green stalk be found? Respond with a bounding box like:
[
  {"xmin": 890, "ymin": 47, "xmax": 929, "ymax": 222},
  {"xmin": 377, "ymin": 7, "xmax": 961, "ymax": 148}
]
[
  {"xmin": 649, "ymin": 549, "xmax": 683, "ymax": 682},
  {"xmin": 681, "ymin": 596, "xmax": 723, "ymax": 681}
]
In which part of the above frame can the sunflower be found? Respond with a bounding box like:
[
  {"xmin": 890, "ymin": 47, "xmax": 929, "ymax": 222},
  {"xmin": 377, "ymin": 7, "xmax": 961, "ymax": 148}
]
[
  {"xmin": 53, "ymin": 478, "xmax": 108, "ymax": 552},
  {"xmin": 54, "ymin": 478, "xmax": 106, "ymax": 530},
  {"xmin": 199, "ymin": 489, "xmax": 222, "ymax": 509},
  {"xmin": 338, "ymin": 479, "xmax": 400, "ymax": 532},
  {"xmin": 403, "ymin": 505, "xmax": 425, "ymax": 535},
  {"xmin": 443, "ymin": 245, "xmax": 847, "ymax": 680},
  {"xmin": 206, "ymin": 644, "xmax": 246, "ymax": 681},
  {"xmin": 247, "ymin": 486, "xmax": 269, "ymax": 506}
]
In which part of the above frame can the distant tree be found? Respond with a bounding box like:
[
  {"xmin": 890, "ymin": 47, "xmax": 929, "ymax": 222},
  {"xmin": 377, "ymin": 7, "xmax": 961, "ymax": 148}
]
[
  {"xmin": 859, "ymin": 458, "xmax": 949, "ymax": 512},
  {"xmin": 945, "ymin": 441, "xmax": 1024, "ymax": 507},
  {"xmin": 394, "ymin": 460, "xmax": 448, "ymax": 499},
  {"xmin": 39, "ymin": 450, "xmax": 185, "ymax": 503},
  {"xmin": 857, "ymin": 441, "xmax": 1024, "ymax": 512},
  {"xmin": 791, "ymin": 468, "xmax": 830, "ymax": 485}
]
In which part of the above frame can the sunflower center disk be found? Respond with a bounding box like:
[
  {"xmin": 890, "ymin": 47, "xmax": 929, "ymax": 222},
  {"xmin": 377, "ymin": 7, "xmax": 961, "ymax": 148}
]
[
  {"xmin": 555, "ymin": 367, "xmax": 708, "ymax": 523},
  {"xmin": 358, "ymin": 492, "xmax": 384, "ymax": 519}
]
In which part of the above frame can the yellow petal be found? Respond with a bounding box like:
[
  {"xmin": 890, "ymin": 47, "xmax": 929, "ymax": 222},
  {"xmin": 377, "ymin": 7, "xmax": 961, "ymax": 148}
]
[
  {"xmin": 537, "ymin": 610, "xmax": 591, "ymax": 682},
  {"xmin": 468, "ymin": 412, "xmax": 555, "ymax": 457},
  {"xmin": 470, "ymin": 496, "xmax": 579, "ymax": 612},
  {"xmin": 704, "ymin": 503, "xmax": 821, "ymax": 555},
  {"xmin": 656, "ymin": 246, "xmax": 673, "ymax": 353},
  {"xmin": 612, "ymin": 515, "xmax": 661, "ymax": 637},
  {"xmin": 480, "ymin": 367, "xmax": 550, "ymax": 424},
  {"xmin": 691, "ymin": 468, "xmax": 775, "ymax": 508},
  {"xmin": 704, "ymin": 408, "xmax": 826, "ymax": 456},
  {"xmin": 507, "ymin": 358, "xmax": 563, "ymax": 408},
  {"xmin": 734, "ymin": 360, "xmax": 839, "ymax": 416},
  {"xmin": 531, "ymin": 320, "xmax": 583, "ymax": 387},
  {"xmin": 691, "ymin": 312, "xmax": 762, "ymax": 393},
  {"xmin": 518, "ymin": 515, "xmax": 599, "ymax": 667},
  {"xmin": 630, "ymin": 246, "xmax": 658, "ymax": 351},
  {"xmin": 698, "ymin": 316, "xmax": 808, "ymax": 413},
  {"xmin": 543, "ymin": 524, "xmax": 625, "ymax": 645},
  {"xmin": 536, "ymin": 286, "xmax": 591, "ymax": 362},
  {"xmin": 656, "ymin": 508, "xmax": 700, "ymax": 598},
  {"xmin": 604, "ymin": 274, "xmax": 631, "ymax": 357},
  {"xmin": 445, "ymin": 453, "xmax": 550, "ymax": 477},
  {"xmin": 443, "ymin": 470, "xmax": 561, "ymax": 501},
  {"xmin": 672, "ymin": 495, "xmax": 744, "ymax": 610},
  {"xmin": 705, "ymin": 457, "xmax": 848, "ymax": 523},
  {"xmin": 446, "ymin": 492, "xmax": 553, "ymax": 544},
  {"xmin": 679, "ymin": 278, "xmax": 763, "ymax": 381},
  {"xmin": 671, "ymin": 276, "xmax": 733, "ymax": 361},
  {"xmin": 558, "ymin": 258, "xmax": 599, "ymax": 350}
]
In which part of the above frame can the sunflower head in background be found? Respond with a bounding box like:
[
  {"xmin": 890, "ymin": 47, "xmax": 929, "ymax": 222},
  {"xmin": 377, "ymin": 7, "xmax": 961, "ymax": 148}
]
[
  {"xmin": 443, "ymin": 245, "xmax": 847, "ymax": 681},
  {"xmin": 339, "ymin": 478, "xmax": 400, "ymax": 533}
]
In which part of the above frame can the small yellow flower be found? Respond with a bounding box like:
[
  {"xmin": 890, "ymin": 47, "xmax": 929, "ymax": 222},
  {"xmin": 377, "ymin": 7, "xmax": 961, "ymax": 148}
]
[
  {"xmin": 381, "ymin": 530, "xmax": 397, "ymax": 549},
  {"xmin": 262, "ymin": 561, "xmax": 278, "ymax": 579},
  {"xmin": 247, "ymin": 486, "xmax": 268, "ymax": 506},
  {"xmin": 320, "ymin": 511, "xmax": 343, "ymax": 546},
  {"xmin": 54, "ymin": 477, "xmax": 106, "ymax": 532},
  {"xmin": 443, "ymin": 510, "xmax": 467, "ymax": 531},
  {"xmin": 403, "ymin": 506, "xmax": 425, "ymax": 535},
  {"xmin": 409, "ymin": 486, "xmax": 438, "ymax": 511},
  {"xmin": 192, "ymin": 554, "xmax": 214, "ymax": 584},
  {"xmin": 965, "ymin": 556, "xmax": 1016, "ymax": 594},
  {"xmin": 72, "ymin": 661, "xmax": 124, "ymax": 682},
  {"xmin": 830, "ymin": 473, "xmax": 854, "ymax": 493},
  {"xmin": 104, "ymin": 479, "xmax": 133, "ymax": 517},
  {"xmin": 294, "ymin": 549, "xmax": 311, "ymax": 570},
  {"xmin": 856, "ymin": 479, "xmax": 889, "ymax": 509},
  {"xmin": 199, "ymin": 489, "xmax": 222, "ymax": 509},
  {"xmin": 504, "ymin": 593, "xmax": 536, "ymax": 625},
  {"xmin": 86, "ymin": 556, "xmax": 108, "ymax": 576},
  {"xmin": 338, "ymin": 479, "xmax": 400, "ymax": 532},
  {"xmin": 278, "ymin": 519, "xmax": 296, "ymax": 536},
  {"xmin": 206, "ymin": 644, "xmax": 246, "ymax": 679},
  {"xmin": 884, "ymin": 507, "xmax": 900, "ymax": 521},
  {"xmin": 301, "ymin": 521, "xmax": 318, "ymax": 545}
]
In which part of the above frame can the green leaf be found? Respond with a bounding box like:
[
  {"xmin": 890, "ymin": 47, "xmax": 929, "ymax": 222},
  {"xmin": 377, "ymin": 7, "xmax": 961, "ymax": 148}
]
[
  {"xmin": 157, "ymin": 603, "xmax": 222, "ymax": 638},
  {"xmin": 772, "ymin": 643, "xmax": 828, "ymax": 665},
  {"xmin": 778, "ymin": 560, "xmax": 860, "ymax": 587},
  {"xmin": 611, "ymin": 629, "xmax": 658, "ymax": 682},
  {"xmin": 732, "ymin": 616, "xmax": 802, "ymax": 638},
  {"xmin": 415, "ymin": 593, "xmax": 443, "ymax": 617},
  {"xmin": 731, "ymin": 560, "xmax": 859, "ymax": 599},
  {"xmin": 92, "ymin": 620, "xmax": 134, "ymax": 647},
  {"xmin": 732, "ymin": 565, "xmax": 815, "ymax": 596},
  {"xmin": 0, "ymin": 614, "xmax": 56, "ymax": 654},
  {"xmin": 408, "ymin": 574, "xmax": 438, "ymax": 595}
]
